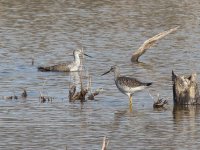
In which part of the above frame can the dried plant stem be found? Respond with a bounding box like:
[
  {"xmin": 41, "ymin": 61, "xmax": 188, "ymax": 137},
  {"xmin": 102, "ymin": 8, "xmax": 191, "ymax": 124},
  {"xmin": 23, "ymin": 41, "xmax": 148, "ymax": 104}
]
[
  {"xmin": 88, "ymin": 75, "xmax": 92, "ymax": 93},
  {"xmin": 101, "ymin": 136, "xmax": 109, "ymax": 150}
]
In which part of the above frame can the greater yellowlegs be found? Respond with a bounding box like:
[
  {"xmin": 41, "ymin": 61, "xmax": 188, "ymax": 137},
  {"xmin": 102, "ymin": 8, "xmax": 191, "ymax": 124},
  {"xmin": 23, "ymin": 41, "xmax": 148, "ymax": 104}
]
[
  {"xmin": 102, "ymin": 65, "xmax": 152, "ymax": 106},
  {"xmin": 38, "ymin": 49, "xmax": 91, "ymax": 72}
]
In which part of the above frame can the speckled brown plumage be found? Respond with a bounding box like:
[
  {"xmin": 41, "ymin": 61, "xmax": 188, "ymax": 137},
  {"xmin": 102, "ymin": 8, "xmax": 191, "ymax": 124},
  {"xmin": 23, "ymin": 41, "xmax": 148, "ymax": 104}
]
[
  {"xmin": 102, "ymin": 65, "xmax": 152, "ymax": 107},
  {"xmin": 116, "ymin": 76, "xmax": 152, "ymax": 88},
  {"xmin": 38, "ymin": 63, "xmax": 70, "ymax": 72}
]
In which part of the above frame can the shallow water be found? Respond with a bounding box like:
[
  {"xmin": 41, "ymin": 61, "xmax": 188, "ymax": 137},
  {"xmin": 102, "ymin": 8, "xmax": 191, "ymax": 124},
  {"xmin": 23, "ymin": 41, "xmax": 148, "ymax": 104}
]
[{"xmin": 1, "ymin": 0, "xmax": 200, "ymax": 149}]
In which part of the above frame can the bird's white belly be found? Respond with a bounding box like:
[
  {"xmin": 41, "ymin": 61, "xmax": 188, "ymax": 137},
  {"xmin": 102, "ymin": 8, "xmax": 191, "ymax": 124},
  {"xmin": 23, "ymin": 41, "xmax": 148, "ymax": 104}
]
[
  {"xmin": 70, "ymin": 65, "xmax": 79, "ymax": 71},
  {"xmin": 117, "ymin": 84, "xmax": 146, "ymax": 95},
  {"xmin": 68, "ymin": 62, "xmax": 80, "ymax": 71}
]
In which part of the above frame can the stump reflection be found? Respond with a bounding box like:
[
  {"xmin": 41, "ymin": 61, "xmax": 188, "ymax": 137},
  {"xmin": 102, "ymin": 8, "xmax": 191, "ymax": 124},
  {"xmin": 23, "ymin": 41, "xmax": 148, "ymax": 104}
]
[{"xmin": 173, "ymin": 105, "xmax": 200, "ymax": 123}]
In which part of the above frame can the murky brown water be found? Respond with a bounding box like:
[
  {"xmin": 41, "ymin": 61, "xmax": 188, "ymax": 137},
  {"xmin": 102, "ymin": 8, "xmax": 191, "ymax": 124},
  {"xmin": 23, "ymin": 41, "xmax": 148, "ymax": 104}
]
[{"xmin": 1, "ymin": 0, "xmax": 200, "ymax": 149}]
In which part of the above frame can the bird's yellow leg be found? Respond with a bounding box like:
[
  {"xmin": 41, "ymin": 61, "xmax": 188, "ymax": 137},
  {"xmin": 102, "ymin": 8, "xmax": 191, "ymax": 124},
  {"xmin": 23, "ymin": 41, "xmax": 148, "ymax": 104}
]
[
  {"xmin": 129, "ymin": 95, "xmax": 133, "ymax": 112},
  {"xmin": 129, "ymin": 95, "xmax": 133, "ymax": 106}
]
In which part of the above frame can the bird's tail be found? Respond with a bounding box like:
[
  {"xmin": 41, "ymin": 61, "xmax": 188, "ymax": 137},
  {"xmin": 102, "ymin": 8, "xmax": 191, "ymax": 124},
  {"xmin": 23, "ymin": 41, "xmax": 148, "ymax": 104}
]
[
  {"xmin": 146, "ymin": 82, "xmax": 152, "ymax": 86},
  {"xmin": 38, "ymin": 66, "xmax": 51, "ymax": 72}
]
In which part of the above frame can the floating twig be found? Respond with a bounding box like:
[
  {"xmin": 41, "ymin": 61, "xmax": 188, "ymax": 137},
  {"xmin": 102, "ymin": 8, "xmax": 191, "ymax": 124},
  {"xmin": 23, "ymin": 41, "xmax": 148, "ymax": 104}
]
[
  {"xmin": 153, "ymin": 94, "xmax": 169, "ymax": 109},
  {"xmin": 3, "ymin": 96, "xmax": 14, "ymax": 100},
  {"xmin": 3, "ymin": 88, "xmax": 28, "ymax": 100},
  {"xmin": 3, "ymin": 95, "xmax": 18, "ymax": 100},
  {"xmin": 88, "ymin": 88, "xmax": 103, "ymax": 100},
  {"xmin": 39, "ymin": 95, "xmax": 54, "ymax": 103}
]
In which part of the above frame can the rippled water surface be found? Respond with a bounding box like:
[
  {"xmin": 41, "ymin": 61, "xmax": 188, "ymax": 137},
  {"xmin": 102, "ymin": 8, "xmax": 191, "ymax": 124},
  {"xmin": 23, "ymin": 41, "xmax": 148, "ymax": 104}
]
[{"xmin": 1, "ymin": 0, "xmax": 200, "ymax": 149}]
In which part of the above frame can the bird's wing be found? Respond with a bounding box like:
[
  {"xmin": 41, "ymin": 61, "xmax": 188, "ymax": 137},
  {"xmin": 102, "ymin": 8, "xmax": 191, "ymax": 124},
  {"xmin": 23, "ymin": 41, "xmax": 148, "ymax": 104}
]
[
  {"xmin": 117, "ymin": 76, "xmax": 151, "ymax": 87},
  {"xmin": 38, "ymin": 63, "xmax": 70, "ymax": 72}
]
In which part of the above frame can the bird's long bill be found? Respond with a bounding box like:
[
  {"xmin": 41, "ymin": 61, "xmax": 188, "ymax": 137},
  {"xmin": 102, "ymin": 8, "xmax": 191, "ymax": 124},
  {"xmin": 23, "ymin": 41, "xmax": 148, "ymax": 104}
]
[
  {"xmin": 101, "ymin": 70, "xmax": 111, "ymax": 76},
  {"xmin": 83, "ymin": 53, "xmax": 92, "ymax": 58}
]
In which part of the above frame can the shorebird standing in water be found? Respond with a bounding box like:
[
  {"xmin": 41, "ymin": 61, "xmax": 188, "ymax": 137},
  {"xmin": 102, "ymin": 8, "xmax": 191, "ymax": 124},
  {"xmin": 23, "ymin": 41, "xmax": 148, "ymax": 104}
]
[
  {"xmin": 38, "ymin": 49, "xmax": 92, "ymax": 72},
  {"xmin": 102, "ymin": 65, "xmax": 152, "ymax": 110}
]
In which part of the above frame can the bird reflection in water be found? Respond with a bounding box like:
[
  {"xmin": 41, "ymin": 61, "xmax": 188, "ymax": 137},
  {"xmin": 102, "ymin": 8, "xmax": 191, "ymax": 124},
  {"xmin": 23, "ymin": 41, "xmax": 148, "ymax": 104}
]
[{"xmin": 69, "ymin": 71, "xmax": 81, "ymax": 87}]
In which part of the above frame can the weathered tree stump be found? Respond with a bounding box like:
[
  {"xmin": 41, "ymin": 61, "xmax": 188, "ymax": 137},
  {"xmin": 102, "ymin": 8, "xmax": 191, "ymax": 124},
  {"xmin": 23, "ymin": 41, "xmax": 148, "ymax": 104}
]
[{"xmin": 172, "ymin": 70, "xmax": 200, "ymax": 105}]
